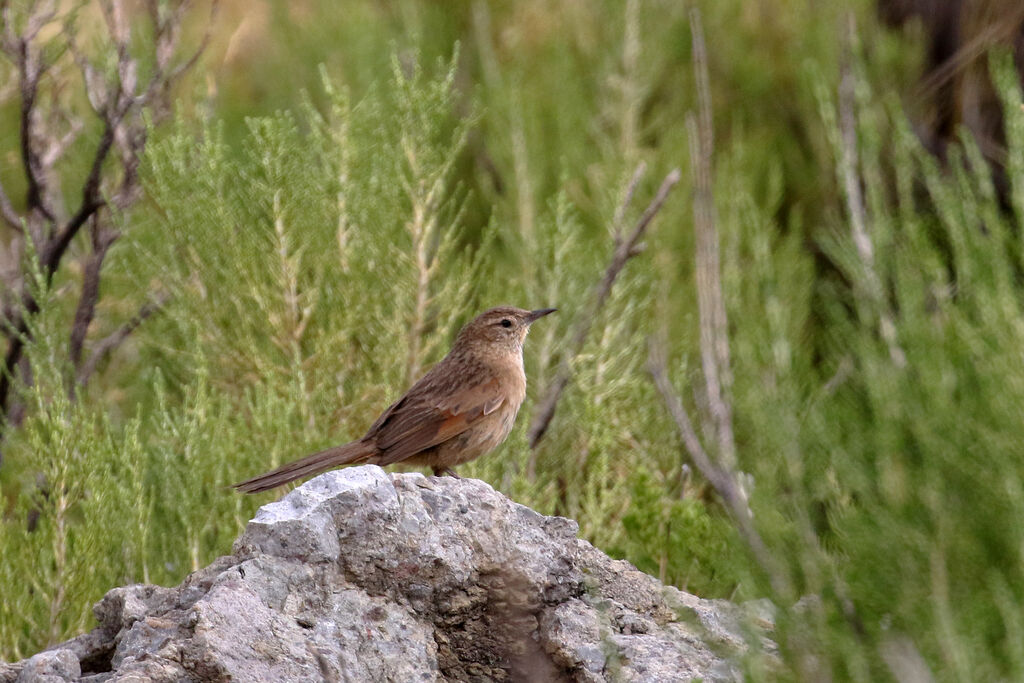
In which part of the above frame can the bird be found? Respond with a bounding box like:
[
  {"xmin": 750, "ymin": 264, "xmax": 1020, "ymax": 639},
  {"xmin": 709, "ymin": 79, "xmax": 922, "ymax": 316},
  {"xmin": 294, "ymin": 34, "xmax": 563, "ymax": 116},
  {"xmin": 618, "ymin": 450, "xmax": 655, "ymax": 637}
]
[{"xmin": 233, "ymin": 306, "xmax": 556, "ymax": 493}]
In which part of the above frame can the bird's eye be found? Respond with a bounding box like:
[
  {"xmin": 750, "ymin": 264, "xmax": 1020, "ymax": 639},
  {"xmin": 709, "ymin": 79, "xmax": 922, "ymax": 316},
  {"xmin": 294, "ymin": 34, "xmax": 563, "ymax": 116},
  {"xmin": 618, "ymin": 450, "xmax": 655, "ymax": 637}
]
[{"xmin": 500, "ymin": 319, "xmax": 512, "ymax": 328}]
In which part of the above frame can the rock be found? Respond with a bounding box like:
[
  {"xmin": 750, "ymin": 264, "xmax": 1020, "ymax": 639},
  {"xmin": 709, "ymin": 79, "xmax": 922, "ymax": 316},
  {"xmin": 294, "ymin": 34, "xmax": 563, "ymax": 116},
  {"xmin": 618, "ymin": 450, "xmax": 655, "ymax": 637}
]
[
  {"xmin": 13, "ymin": 649, "xmax": 79, "ymax": 683},
  {"xmin": 1, "ymin": 466, "xmax": 773, "ymax": 682}
]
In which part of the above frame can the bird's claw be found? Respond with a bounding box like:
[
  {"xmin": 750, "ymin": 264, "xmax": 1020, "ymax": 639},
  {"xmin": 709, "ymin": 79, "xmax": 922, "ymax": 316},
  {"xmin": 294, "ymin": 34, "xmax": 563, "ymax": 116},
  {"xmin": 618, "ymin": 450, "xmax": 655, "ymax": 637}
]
[{"xmin": 432, "ymin": 467, "xmax": 461, "ymax": 478}]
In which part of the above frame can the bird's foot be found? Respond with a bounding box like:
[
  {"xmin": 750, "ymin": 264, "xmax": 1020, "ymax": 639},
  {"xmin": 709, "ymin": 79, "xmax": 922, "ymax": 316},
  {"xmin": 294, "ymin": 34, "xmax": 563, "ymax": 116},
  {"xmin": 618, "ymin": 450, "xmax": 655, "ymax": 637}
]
[{"xmin": 432, "ymin": 467, "xmax": 461, "ymax": 478}]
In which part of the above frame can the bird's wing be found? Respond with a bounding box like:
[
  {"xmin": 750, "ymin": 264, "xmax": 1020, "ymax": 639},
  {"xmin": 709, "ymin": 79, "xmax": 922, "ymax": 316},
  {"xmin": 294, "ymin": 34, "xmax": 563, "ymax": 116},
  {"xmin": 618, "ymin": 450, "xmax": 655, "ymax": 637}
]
[{"xmin": 367, "ymin": 375, "xmax": 507, "ymax": 465}]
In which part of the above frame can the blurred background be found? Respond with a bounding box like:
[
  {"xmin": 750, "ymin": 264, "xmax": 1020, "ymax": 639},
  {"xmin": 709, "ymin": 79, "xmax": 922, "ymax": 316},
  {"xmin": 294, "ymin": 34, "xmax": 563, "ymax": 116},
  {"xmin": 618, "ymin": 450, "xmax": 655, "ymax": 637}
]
[{"xmin": 2, "ymin": 0, "xmax": 1024, "ymax": 679}]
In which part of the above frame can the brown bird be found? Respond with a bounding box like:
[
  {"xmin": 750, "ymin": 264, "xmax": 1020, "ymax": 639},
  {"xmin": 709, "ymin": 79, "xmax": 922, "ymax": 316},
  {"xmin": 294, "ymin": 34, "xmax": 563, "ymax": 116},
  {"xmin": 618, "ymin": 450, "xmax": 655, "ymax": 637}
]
[{"xmin": 233, "ymin": 306, "xmax": 556, "ymax": 493}]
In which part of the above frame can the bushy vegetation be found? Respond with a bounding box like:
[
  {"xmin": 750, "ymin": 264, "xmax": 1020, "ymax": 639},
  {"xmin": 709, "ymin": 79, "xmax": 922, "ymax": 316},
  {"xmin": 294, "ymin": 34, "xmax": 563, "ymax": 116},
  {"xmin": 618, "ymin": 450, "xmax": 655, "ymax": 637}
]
[{"xmin": 2, "ymin": 1, "xmax": 1023, "ymax": 680}]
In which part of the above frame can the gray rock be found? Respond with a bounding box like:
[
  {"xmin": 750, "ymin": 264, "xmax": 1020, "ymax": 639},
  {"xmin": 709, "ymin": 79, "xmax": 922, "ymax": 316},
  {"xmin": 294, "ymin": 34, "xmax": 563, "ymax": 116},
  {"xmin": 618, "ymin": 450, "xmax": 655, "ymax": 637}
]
[
  {"xmin": 14, "ymin": 649, "xmax": 79, "ymax": 683},
  {"xmin": 1, "ymin": 466, "xmax": 773, "ymax": 681}
]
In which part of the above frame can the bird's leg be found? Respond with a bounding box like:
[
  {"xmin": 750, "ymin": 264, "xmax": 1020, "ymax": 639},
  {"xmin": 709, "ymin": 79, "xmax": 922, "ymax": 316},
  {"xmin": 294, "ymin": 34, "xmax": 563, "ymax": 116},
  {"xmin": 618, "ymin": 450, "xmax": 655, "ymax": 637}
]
[{"xmin": 432, "ymin": 466, "xmax": 461, "ymax": 478}]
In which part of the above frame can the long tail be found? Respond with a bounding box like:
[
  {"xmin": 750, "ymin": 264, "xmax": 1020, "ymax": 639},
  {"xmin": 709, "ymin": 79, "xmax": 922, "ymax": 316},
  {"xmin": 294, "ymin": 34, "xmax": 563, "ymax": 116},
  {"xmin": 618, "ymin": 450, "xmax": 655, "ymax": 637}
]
[{"xmin": 233, "ymin": 440, "xmax": 377, "ymax": 493}]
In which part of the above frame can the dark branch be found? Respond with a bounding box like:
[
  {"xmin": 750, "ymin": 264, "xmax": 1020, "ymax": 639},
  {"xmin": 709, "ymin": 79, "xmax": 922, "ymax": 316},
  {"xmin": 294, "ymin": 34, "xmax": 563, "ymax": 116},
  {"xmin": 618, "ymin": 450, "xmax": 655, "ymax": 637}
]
[
  {"xmin": 0, "ymin": 1, "xmax": 215, "ymax": 431},
  {"xmin": 526, "ymin": 166, "xmax": 681, "ymax": 460},
  {"xmin": 0, "ymin": 116, "xmax": 112, "ymax": 417},
  {"xmin": 69, "ymin": 219, "xmax": 119, "ymax": 373},
  {"xmin": 7, "ymin": 2, "xmax": 59, "ymax": 226},
  {"xmin": 44, "ymin": 119, "xmax": 115, "ymax": 274},
  {"xmin": 0, "ymin": 113, "xmax": 116, "ymax": 413},
  {"xmin": 17, "ymin": 36, "xmax": 54, "ymax": 223},
  {"xmin": 0, "ymin": 296, "xmax": 38, "ymax": 420},
  {"xmin": 76, "ymin": 292, "xmax": 169, "ymax": 388}
]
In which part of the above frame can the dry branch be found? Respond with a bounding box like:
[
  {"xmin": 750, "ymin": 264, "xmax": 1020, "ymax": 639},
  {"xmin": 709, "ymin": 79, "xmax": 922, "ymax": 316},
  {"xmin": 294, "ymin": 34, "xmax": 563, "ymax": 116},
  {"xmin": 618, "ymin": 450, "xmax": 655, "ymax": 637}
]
[
  {"xmin": 641, "ymin": 7, "xmax": 791, "ymax": 599},
  {"xmin": 613, "ymin": 162, "xmax": 647, "ymax": 236},
  {"xmin": 647, "ymin": 336, "xmax": 791, "ymax": 598},
  {"xmin": 0, "ymin": 1, "xmax": 217, "ymax": 448},
  {"xmin": 69, "ymin": 219, "xmax": 121, "ymax": 373},
  {"xmin": 526, "ymin": 164, "xmax": 681, "ymax": 470},
  {"xmin": 76, "ymin": 292, "xmax": 170, "ymax": 388},
  {"xmin": 0, "ymin": 184, "xmax": 20, "ymax": 232},
  {"xmin": 687, "ymin": 7, "xmax": 736, "ymax": 471}
]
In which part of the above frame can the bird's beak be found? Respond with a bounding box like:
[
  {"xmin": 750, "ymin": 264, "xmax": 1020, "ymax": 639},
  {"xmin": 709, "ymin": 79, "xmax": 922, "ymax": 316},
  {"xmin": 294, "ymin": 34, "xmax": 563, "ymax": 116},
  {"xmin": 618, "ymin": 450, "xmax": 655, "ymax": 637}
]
[{"xmin": 525, "ymin": 308, "xmax": 557, "ymax": 324}]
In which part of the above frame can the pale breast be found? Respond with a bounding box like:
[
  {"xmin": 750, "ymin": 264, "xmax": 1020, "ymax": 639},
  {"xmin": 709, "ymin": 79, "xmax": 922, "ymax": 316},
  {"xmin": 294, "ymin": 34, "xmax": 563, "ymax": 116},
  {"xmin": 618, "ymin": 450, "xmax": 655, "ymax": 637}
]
[{"xmin": 432, "ymin": 355, "xmax": 527, "ymax": 468}]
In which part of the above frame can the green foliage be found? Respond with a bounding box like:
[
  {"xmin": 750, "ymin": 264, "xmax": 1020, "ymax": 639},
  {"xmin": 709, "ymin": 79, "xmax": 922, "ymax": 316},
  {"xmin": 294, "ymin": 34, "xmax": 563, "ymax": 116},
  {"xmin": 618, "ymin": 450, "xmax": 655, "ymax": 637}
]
[
  {"xmin": 766, "ymin": 54, "xmax": 1024, "ymax": 680},
  {"xmin": 0, "ymin": 313, "xmax": 150, "ymax": 657},
  {"xmin": 611, "ymin": 466, "xmax": 745, "ymax": 597}
]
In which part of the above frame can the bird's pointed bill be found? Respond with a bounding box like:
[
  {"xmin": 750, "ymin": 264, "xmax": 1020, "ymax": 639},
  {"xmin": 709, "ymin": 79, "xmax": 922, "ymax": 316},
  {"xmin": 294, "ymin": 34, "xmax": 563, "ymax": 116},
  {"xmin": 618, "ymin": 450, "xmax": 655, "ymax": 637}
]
[{"xmin": 526, "ymin": 308, "xmax": 557, "ymax": 323}]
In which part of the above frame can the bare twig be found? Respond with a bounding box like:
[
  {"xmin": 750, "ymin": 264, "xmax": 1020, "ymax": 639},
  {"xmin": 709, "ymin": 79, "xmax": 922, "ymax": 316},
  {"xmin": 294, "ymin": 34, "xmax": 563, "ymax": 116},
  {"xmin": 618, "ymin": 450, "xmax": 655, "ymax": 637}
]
[
  {"xmin": 838, "ymin": 32, "xmax": 871, "ymax": 281},
  {"xmin": 164, "ymin": 2, "xmax": 220, "ymax": 89},
  {"xmin": 0, "ymin": 290, "xmax": 39, "ymax": 437},
  {"xmin": 647, "ymin": 336, "xmax": 791, "ymax": 598},
  {"xmin": 14, "ymin": 4, "xmax": 58, "ymax": 225},
  {"xmin": 76, "ymin": 292, "xmax": 170, "ymax": 388},
  {"xmin": 0, "ymin": 119, "xmax": 116, "ymax": 417},
  {"xmin": 687, "ymin": 7, "xmax": 736, "ymax": 469},
  {"xmin": 613, "ymin": 161, "xmax": 647, "ymax": 240},
  {"xmin": 69, "ymin": 218, "xmax": 120, "ymax": 374},
  {"xmin": 0, "ymin": 182, "xmax": 21, "ymax": 232},
  {"xmin": 39, "ymin": 115, "xmax": 83, "ymax": 170},
  {"xmin": 526, "ymin": 165, "xmax": 681, "ymax": 463},
  {"xmin": 45, "ymin": 123, "xmax": 114, "ymax": 272},
  {"xmin": 0, "ymin": 1, "xmax": 216, "ymax": 434},
  {"xmin": 838, "ymin": 14, "xmax": 906, "ymax": 367},
  {"xmin": 637, "ymin": 8, "xmax": 791, "ymax": 599}
]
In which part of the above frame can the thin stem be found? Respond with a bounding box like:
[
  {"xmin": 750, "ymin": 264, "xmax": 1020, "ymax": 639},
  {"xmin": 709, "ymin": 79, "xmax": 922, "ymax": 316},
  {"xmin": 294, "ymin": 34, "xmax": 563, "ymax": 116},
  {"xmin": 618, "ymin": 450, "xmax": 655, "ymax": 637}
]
[
  {"xmin": 647, "ymin": 336, "xmax": 792, "ymax": 599},
  {"xmin": 527, "ymin": 166, "xmax": 680, "ymax": 462},
  {"xmin": 688, "ymin": 7, "xmax": 736, "ymax": 470}
]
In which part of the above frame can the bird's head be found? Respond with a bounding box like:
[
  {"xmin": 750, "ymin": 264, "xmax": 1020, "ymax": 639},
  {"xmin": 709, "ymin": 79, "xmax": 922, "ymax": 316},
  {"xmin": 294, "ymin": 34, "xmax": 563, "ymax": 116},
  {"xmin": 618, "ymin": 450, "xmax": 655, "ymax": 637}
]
[{"xmin": 454, "ymin": 306, "xmax": 556, "ymax": 354}]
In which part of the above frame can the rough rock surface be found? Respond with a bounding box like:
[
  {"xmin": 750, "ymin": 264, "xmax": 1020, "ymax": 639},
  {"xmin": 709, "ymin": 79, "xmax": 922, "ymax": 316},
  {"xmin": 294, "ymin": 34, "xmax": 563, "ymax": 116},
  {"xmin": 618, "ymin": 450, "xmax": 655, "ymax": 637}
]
[{"xmin": 1, "ymin": 466, "xmax": 772, "ymax": 682}]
